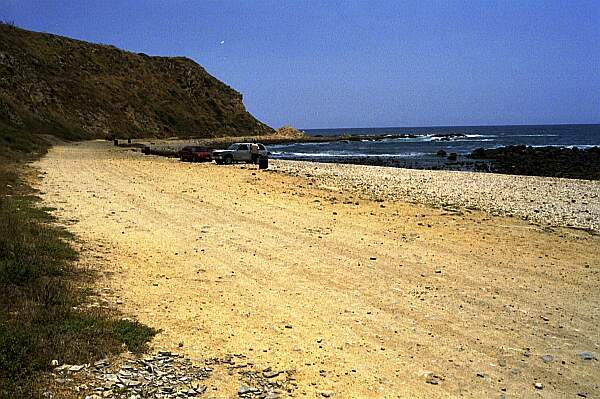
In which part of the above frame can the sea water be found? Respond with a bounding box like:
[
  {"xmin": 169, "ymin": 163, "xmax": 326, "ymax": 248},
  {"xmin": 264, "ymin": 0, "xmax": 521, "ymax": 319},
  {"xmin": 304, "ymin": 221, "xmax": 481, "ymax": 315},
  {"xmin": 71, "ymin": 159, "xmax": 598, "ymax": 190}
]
[{"xmin": 268, "ymin": 124, "xmax": 600, "ymax": 163}]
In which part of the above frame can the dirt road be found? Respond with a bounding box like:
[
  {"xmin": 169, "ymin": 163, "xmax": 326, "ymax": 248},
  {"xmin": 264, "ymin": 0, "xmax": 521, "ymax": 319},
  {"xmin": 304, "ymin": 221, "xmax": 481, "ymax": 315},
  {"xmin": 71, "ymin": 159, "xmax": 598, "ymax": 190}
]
[{"xmin": 35, "ymin": 141, "xmax": 599, "ymax": 398}]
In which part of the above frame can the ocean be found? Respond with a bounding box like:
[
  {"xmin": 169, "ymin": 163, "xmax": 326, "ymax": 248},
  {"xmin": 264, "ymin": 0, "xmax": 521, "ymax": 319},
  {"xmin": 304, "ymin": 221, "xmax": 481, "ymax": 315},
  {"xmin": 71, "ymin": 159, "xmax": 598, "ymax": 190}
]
[{"xmin": 268, "ymin": 124, "xmax": 600, "ymax": 168}]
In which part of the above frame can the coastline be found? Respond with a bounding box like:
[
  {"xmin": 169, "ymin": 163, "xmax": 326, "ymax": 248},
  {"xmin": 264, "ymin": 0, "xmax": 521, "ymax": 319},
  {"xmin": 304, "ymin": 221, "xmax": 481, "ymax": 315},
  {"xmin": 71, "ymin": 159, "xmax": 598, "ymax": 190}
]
[{"xmin": 122, "ymin": 130, "xmax": 600, "ymax": 180}]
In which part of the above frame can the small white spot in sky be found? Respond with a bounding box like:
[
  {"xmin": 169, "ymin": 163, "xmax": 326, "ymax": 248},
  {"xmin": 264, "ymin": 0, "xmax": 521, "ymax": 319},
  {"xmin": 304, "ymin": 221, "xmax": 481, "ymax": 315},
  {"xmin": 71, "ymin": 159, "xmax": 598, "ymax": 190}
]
[{"xmin": 220, "ymin": 40, "xmax": 225, "ymax": 45}]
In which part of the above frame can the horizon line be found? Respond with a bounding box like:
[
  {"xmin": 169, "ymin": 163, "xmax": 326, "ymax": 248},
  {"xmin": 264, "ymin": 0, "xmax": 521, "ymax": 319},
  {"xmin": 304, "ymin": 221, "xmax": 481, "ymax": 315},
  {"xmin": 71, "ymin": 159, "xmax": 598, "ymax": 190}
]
[{"xmin": 300, "ymin": 122, "xmax": 600, "ymax": 131}]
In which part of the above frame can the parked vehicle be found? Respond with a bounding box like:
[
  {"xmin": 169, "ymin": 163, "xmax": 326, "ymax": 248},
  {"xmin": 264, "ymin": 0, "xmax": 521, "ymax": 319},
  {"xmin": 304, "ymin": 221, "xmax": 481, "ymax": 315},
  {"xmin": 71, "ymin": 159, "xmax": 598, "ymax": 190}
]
[
  {"xmin": 179, "ymin": 146, "xmax": 212, "ymax": 162},
  {"xmin": 212, "ymin": 143, "xmax": 269, "ymax": 165}
]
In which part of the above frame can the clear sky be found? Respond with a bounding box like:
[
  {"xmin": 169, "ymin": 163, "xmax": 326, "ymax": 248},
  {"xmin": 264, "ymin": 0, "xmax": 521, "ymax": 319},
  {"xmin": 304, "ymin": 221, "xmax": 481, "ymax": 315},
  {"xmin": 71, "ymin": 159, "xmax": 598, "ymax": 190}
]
[{"xmin": 1, "ymin": 0, "xmax": 598, "ymax": 129}]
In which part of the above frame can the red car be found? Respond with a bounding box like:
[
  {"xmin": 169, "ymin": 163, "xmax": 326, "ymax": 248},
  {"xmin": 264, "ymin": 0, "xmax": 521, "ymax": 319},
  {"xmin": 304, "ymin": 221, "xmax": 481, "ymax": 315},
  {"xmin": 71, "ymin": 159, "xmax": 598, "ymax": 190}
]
[{"xmin": 179, "ymin": 146, "xmax": 212, "ymax": 162}]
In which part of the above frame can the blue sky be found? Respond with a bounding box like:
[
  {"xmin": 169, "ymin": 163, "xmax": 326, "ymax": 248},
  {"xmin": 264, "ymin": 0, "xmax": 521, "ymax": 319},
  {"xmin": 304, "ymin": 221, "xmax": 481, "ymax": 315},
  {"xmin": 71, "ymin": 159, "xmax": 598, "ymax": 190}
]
[{"xmin": 1, "ymin": 0, "xmax": 599, "ymax": 129}]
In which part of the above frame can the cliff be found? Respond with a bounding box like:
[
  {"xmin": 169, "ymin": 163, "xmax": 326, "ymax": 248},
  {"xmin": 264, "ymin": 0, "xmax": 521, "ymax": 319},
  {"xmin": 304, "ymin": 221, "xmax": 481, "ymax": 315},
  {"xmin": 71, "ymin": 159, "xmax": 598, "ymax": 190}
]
[{"xmin": 0, "ymin": 23, "xmax": 274, "ymax": 141}]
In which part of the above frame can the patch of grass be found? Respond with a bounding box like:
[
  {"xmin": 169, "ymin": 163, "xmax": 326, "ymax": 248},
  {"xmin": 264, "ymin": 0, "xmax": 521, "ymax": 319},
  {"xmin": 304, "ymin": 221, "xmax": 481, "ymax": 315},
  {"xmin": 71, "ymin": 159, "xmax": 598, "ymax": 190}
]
[
  {"xmin": 112, "ymin": 319, "xmax": 157, "ymax": 354},
  {"xmin": 0, "ymin": 137, "xmax": 157, "ymax": 398}
]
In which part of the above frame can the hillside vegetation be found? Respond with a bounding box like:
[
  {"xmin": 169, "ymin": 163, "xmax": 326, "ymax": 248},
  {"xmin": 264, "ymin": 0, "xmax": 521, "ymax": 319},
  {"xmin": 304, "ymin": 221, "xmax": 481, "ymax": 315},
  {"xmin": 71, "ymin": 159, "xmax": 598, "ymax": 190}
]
[{"xmin": 0, "ymin": 22, "xmax": 273, "ymax": 141}]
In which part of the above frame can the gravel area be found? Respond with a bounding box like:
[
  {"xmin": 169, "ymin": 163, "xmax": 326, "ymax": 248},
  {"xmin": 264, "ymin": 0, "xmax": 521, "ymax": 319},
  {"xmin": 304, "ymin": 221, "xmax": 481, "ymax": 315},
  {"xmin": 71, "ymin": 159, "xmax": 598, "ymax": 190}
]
[
  {"xmin": 47, "ymin": 352, "xmax": 295, "ymax": 399},
  {"xmin": 271, "ymin": 160, "xmax": 600, "ymax": 232}
]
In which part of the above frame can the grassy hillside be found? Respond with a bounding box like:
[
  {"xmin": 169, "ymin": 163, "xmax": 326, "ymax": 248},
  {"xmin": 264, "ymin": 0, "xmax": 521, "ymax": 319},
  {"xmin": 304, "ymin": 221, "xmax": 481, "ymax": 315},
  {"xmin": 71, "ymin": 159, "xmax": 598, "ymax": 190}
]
[{"xmin": 0, "ymin": 22, "xmax": 273, "ymax": 141}]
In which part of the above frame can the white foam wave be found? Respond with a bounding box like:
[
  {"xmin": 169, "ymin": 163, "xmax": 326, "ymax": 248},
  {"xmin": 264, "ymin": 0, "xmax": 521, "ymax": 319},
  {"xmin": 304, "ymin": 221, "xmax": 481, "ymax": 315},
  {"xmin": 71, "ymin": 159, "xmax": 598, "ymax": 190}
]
[
  {"xmin": 509, "ymin": 134, "xmax": 560, "ymax": 137},
  {"xmin": 271, "ymin": 152, "xmax": 427, "ymax": 158},
  {"xmin": 528, "ymin": 144, "xmax": 598, "ymax": 149},
  {"xmin": 464, "ymin": 134, "xmax": 498, "ymax": 138}
]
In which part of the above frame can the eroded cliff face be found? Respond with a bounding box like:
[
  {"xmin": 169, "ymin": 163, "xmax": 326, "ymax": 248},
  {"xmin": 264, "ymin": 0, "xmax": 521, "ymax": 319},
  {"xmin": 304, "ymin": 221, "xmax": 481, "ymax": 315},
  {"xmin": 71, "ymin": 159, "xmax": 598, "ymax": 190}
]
[{"xmin": 0, "ymin": 23, "xmax": 273, "ymax": 140}]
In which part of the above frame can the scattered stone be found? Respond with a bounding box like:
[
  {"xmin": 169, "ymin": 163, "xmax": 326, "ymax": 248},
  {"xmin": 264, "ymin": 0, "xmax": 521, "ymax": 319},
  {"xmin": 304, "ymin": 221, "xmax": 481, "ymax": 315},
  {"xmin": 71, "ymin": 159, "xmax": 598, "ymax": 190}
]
[
  {"xmin": 272, "ymin": 160, "xmax": 600, "ymax": 232},
  {"xmin": 534, "ymin": 382, "xmax": 544, "ymax": 390},
  {"xmin": 320, "ymin": 391, "xmax": 334, "ymax": 397},
  {"xmin": 48, "ymin": 351, "xmax": 295, "ymax": 399},
  {"xmin": 541, "ymin": 354, "xmax": 554, "ymax": 363},
  {"xmin": 239, "ymin": 384, "xmax": 259, "ymax": 394},
  {"xmin": 94, "ymin": 359, "xmax": 109, "ymax": 368},
  {"xmin": 426, "ymin": 375, "xmax": 440, "ymax": 385},
  {"xmin": 578, "ymin": 351, "xmax": 594, "ymax": 361},
  {"xmin": 263, "ymin": 370, "xmax": 281, "ymax": 378}
]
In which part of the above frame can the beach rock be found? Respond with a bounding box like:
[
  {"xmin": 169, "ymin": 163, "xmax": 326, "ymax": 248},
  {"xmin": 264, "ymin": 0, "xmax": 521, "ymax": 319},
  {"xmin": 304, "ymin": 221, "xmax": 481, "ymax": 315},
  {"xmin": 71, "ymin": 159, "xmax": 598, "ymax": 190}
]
[
  {"xmin": 426, "ymin": 375, "xmax": 440, "ymax": 385},
  {"xmin": 239, "ymin": 384, "xmax": 259, "ymax": 394},
  {"xmin": 541, "ymin": 354, "xmax": 554, "ymax": 363},
  {"xmin": 578, "ymin": 351, "xmax": 594, "ymax": 361},
  {"xmin": 468, "ymin": 145, "xmax": 600, "ymax": 180}
]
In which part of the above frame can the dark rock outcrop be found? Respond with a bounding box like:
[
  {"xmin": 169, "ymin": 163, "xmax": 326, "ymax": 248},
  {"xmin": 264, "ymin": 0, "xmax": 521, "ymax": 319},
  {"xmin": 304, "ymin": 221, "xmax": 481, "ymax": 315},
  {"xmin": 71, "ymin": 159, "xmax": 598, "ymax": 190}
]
[
  {"xmin": 0, "ymin": 23, "xmax": 273, "ymax": 140},
  {"xmin": 469, "ymin": 145, "xmax": 600, "ymax": 180}
]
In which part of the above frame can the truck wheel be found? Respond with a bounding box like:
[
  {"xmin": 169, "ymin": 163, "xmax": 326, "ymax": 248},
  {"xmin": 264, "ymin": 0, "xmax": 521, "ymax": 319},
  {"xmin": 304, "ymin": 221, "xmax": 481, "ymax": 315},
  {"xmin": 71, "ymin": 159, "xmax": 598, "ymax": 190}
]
[{"xmin": 223, "ymin": 156, "xmax": 233, "ymax": 165}]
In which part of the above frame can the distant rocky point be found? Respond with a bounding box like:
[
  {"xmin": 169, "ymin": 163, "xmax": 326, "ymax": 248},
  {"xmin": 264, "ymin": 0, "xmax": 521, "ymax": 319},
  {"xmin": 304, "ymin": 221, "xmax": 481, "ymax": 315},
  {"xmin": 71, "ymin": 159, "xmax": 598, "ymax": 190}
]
[
  {"xmin": 273, "ymin": 125, "xmax": 305, "ymax": 138},
  {"xmin": 0, "ymin": 23, "xmax": 273, "ymax": 140}
]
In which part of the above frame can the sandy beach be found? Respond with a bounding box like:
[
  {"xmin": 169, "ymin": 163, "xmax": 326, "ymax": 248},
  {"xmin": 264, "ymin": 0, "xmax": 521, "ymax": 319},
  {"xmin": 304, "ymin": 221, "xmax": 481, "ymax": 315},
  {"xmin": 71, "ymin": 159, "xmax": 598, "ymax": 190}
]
[{"xmin": 34, "ymin": 141, "xmax": 599, "ymax": 398}]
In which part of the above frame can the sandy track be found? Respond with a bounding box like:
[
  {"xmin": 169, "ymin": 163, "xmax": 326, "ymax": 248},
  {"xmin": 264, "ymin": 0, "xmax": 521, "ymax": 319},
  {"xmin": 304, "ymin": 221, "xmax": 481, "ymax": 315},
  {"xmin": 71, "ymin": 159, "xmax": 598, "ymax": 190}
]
[{"xmin": 35, "ymin": 141, "xmax": 599, "ymax": 398}]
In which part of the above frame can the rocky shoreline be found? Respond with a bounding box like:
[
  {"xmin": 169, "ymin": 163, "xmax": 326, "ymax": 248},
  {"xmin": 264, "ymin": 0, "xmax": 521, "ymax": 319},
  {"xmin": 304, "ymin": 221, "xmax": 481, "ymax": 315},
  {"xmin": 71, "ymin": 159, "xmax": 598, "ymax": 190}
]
[{"xmin": 469, "ymin": 145, "xmax": 600, "ymax": 180}]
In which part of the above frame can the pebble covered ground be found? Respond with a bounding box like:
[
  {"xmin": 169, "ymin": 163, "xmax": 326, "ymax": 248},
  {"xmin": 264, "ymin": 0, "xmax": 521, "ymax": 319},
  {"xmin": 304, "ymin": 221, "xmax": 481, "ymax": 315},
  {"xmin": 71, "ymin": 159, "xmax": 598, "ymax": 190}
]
[
  {"xmin": 46, "ymin": 352, "xmax": 296, "ymax": 399},
  {"xmin": 271, "ymin": 160, "xmax": 600, "ymax": 232}
]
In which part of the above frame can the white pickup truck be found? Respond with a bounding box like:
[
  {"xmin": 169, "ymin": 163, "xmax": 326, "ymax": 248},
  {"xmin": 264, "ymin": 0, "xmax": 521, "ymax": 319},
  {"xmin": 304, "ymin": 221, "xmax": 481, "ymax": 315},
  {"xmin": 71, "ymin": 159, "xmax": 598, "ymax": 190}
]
[{"xmin": 212, "ymin": 143, "xmax": 269, "ymax": 165}]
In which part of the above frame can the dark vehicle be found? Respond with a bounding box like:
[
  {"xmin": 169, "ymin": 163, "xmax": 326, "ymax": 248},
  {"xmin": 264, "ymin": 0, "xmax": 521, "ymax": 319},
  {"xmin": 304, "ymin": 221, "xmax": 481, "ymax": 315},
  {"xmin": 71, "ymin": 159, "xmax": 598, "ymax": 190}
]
[{"xmin": 179, "ymin": 146, "xmax": 212, "ymax": 162}]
